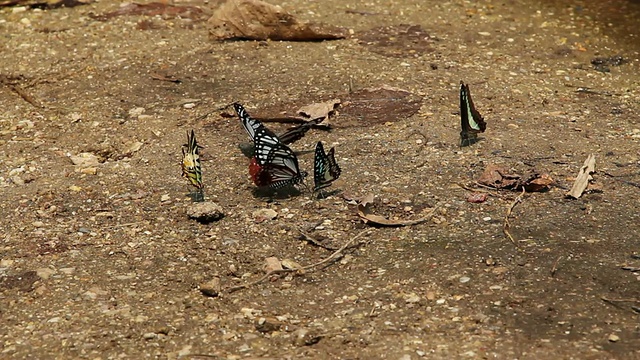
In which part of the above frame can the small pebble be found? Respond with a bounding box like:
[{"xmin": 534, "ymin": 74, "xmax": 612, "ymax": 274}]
[
  {"xmin": 459, "ymin": 276, "xmax": 471, "ymax": 283},
  {"xmin": 404, "ymin": 293, "xmax": 421, "ymax": 303},
  {"xmin": 482, "ymin": 216, "xmax": 492, "ymax": 221},
  {"xmin": 252, "ymin": 208, "xmax": 278, "ymax": 223},
  {"xmin": 128, "ymin": 107, "xmax": 145, "ymax": 117},
  {"xmin": 255, "ymin": 317, "xmax": 283, "ymax": 333},
  {"xmin": 199, "ymin": 277, "xmax": 221, "ymax": 297},
  {"xmin": 608, "ymin": 334, "xmax": 620, "ymax": 342},
  {"xmin": 264, "ymin": 257, "xmax": 282, "ymax": 273},
  {"xmin": 187, "ymin": 201, "xmax": 224, "ymax": 223}
]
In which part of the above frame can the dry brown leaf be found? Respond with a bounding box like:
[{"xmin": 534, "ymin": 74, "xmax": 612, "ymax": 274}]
[
  {"xmin": 566, "ymin": 154, "xmax": 596, "ymax": 199},
  {"xmin": 466, "ymin": 193, "xmax": 488, "ymax": 203},
  {"xmin": 477, "ymin": 164, "xmax": 520, "ymax": 189},
  {"xmin": 357, "ymin": 196, "xmax": 429, "ymax": 227},
  {"xmin": 478, "ymin": 164, "xmax": 553, "ymax": 192},
  {"xmin": 297, "ymin": 99, "xmax": 341, "ymax": 128},
  {"xmin": 360, "ymin": 193, "xmax": 375, "ymax": 207},
  {"xmin": 208, "ymin": 0, "xmax": 347, "ymax": 41},
  {"xmin": 523, "ymin": 173, "xmax": 554, "ymax": 192}
]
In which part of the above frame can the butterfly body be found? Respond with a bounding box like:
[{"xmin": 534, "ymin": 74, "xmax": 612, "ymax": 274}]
[
  {"xmin": 313, "ymin": 141, "xmax": 341, "ymax": 192},
  {"xmin": 459, "ymin": 81, "xmax": 487, "ymax": 147},
  {"xmin": 181, "ymin": 129, "xmax": 204, "ymax": 189}
]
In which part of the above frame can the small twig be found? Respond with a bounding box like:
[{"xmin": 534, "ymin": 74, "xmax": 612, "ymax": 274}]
[
  {"xmin": 345, "ymin": 9, "xmax": 380, "ymax": 16},
  {"xmin": 503, "ymin": 187, "xmax": 526, "ymax": 244},
  {"xmin": 253, "ymin": 116, "xmax": 307, "ymax": 124},
  {"xmin": 296, "ymin": 227, "xmax": 339, "ymax": 250},
  {"xmin": 226, "ymin": 229, "xmax": 372, "ymax": 293},
  {"xmin": 550, "ymin": 256, "xmax": 563, "ymax": 277},
  {"xmin": 1, "ymin": 77, "xmax": 45, "ymax": 109},
  {"xmin": 602, "ymin": 297, "xmax": 640, "ymax": 314},
  {"xmin": 368, "ymin": 303, "xmax": 377, "ymax": 317},
  {"xmin": 621, "ymin": 266, "xmax": 640, "ymax": 272},
  {"xmin": 457, "ymin": 183, "xmax": 508, "ymax": 199},
  {"xmin": 103, "ymin": 222, "xmax": 146, "ymax": 229}
]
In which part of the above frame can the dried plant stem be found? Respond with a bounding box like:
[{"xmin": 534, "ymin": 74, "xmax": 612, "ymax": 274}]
[{"xmin": 503, "ymin": 188, "xmax": 526, "ymax": 244}]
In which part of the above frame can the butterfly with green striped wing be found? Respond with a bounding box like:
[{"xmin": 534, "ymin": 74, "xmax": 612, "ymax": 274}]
[
  {"xmin": 313, "ymin": 141, "xmax": 341, "ymax": 193},
  {"xmin": 459, "ymin": 81, "xmax": 487, "ymax": 147}
]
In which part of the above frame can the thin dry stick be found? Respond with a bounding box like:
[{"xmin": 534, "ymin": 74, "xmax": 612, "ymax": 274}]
[
  {"xmin": 601, "ymin": 297, "xmax": 640, "ymax": 314},
  {"xmin": 457, "ymin": 183, "xmax": 507, "ymax": 198},
  {"xmin": 296, "ymin": 227, "xmax": 339, "ymax": 250},
  {"xmin": 226, "ymin": 229, "xmax": 372, "ymax": 293},
  {"xmin": 550, "ymin": 256, "xmax": 563, "ymax": 277},
  {"xmin": 503, "ymin": 187, "xmax": 526, "ymax": 244}
]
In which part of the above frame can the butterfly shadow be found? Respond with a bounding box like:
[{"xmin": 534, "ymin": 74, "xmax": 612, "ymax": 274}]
[
  {"xmin": 187, "ymin": 189, "xmax": 205, "ymax": 203},
  {"xmin": 315, "ymin": 188, "xmax": 342, "ymax": 200},
  {"xmin": 460, "ymin": 135, "xmax": 485, "ymax": 148},
  {"xmin": 251, "ymin": 186, "xmax": 304, "ymax": 200}
]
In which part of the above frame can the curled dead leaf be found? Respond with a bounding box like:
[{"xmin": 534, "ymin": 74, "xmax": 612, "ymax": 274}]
[
  {"xmin": 356, "ymin": 195, "xmax": 435, "ymax": 227},
  {"xmin": 477, "ymin": 164, "xmax": 520, "ymax": 190},
  {"xmin": 466, "ymin": 193, "xmax": 488, "ymax": 203},
  {"xmin": 208, "ymin": 0, "xmax": 347, "ymax": 41},
  {"xmin": 297, "ymin": 99, "xmax": 341, "ymax": 128},
  {"xmin": 478, "ymin": 163, "xmax": 553, "ymax": 193},
  {"xmin": 523, "ymin": 173, "xmax": 554, "ymax": 192}
]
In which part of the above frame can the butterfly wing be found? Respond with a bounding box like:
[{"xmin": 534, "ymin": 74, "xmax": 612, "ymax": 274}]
[
  {"xmin": 278, "ymin": 117, "xmax": 324, "ymax": 145},
  {"xmin": 234, "ymin": 102, "xmax": 280, "ymax": 140},
  {"xmin": 459, "ymin": 81, "xmax": 487, "ymax": 146},
  {"xmin": 313, "ymin": 141, "xmax": 341, "ymax": 191},
  {"xmin": 234, "ymin": 103, "xmax": 284, "ymax": 164},
  {"xmin": 262, "ymin": 143, "xmax": 307, "ymax": 188},
  {"xmin": 181, "ymin": 129, "xmax": 204, "ymax": 189},
  {"xmin": 254, "ymin": 127, "xmax": 284, "ymax": 165}
]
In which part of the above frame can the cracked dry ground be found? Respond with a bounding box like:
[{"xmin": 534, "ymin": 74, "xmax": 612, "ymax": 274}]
[{"xmin": 1, "ymin": 0, "xmax": 640, "ymax": 359}]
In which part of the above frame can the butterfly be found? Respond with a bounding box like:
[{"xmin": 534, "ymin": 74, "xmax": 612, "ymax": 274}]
[
  {"xmin": 234, "ymin": 103, "xmax": 307, "ymax": 189},
  {"xmin": 249, "ymin": 157, "xmax": 308, "ymax": 189},
  {"xmin": 181, "ymin": 129, "xmax": 203, "ymax": 189},
  {"xmin": 459, "ymin": 81, "xmax": 487, "ymax": 147},
  {"xmin": 254, "ymin": 142, "xmax": 308, "ymax": 189},
  {"xmin": 233, "ymin": 102, "xmax": 321, "ymax": 158},
  {"xmin": 313, "ymin": 141, "xmax": 341, "ymax": 192}
]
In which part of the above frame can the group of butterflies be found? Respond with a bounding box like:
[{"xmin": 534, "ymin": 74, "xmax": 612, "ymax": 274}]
[
  {"xmin": 181, "ymin": 80, "xmax": 486, "ymax": 201},
  {"xmin": 180, "ymin": 103, "xmax": 342, "ymax": 201}
]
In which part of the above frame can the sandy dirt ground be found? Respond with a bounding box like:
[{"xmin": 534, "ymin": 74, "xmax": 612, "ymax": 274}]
[{"xmin": 1, "ymin": 0, "xmax": 640, "ymax": 359}]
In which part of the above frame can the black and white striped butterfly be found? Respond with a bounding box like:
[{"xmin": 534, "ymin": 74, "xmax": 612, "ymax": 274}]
[
  {"xmin": 313, "ymin": 141, "xmax": 341, "ymax": 192},
  {"xmin": 233, "ymin": 102, "xmax": 321, "ymax": 159},
  {"xmin": 261, "ymin": 143, "xmax": 308, "ymax": 189},
  {"xmin": 459, "ymin": 81, "xmax": 487, "ymax": 147},
  {"xmin": 234, "ymin": 103, "xmax": 307, "ymax": 188}
]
